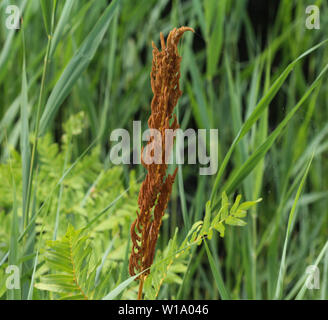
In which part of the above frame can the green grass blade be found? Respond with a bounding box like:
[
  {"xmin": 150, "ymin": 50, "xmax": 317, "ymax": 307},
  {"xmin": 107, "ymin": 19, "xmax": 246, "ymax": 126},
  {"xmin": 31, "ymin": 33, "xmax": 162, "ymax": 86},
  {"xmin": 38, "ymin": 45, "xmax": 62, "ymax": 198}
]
[
  {"xmin": 274, "ymin": 154, "xmax": 314, "ymax": 299},
  {"xmin": 206, "ymin": 0, "xmax": 226, "ymax": 80},
  {"xmin": 49, "ymin": 0, "xmax": 75, "ymax": 57},
  {"xmin": 7, "ymin": 146, "xmax": 21, "ymax": 300},
  {"xmin": 204, "ymin": 240, "xmax": 230, "ymax": 300},
  {"xmin": 40, "ymin": 0, "xmax": 53, "ymax": 35},
  {"xmin": 222, "ymin": 64, "xmax": 328, "ymax": 196},
  {"xmin": 20, "ymin": 29, "xmax": 31, "ymax": 229},
  {"xmin": 102, "ymin": 274, "xmax": 139, "ymax": 300},
  {"xmin": 210, "ymin": 39, "xmax": 328, "ymax": 204},
  {"xmin": 39, "ymin": 0, "xmax": 120, "ymax": 135},
  {"xmin": 295, "ymin": 240, "xmax": 328, "ymax": 300}
]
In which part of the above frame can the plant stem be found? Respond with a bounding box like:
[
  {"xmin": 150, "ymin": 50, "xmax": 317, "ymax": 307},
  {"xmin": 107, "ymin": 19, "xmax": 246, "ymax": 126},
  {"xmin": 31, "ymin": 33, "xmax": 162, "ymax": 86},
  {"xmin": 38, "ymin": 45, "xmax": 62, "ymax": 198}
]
[
  {"xmin": 24, "ymin": 2, "xmax": 56, "ymax": 230},
  {"xmin": 137, "ymin": 277, "xmax": 145, "ymax": 300}
]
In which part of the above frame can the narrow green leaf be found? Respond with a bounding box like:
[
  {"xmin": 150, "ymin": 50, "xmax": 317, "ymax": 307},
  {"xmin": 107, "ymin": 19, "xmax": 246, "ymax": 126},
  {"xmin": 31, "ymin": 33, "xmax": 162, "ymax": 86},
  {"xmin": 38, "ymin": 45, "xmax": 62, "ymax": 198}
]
[
  {"xmin": 204, "ymin": 240, "xmax": 230, "ymax": 300},
  {"xmin": 210, "ymin": 39, "xmax": 328, "ymax": 204},
  {"xmin": 39, "ymin": 0, "xmax": 120, "ymax": 135},
  {"xmin": 102, "ymin": 274, "xmax": 139, "ymax": 300},
  {"xmin": 223, "ymin": 63, "xmax": 328, "ymax": 196},
  {"xmin": 275, "ymin": 154, "xmax": 314, "ymax": 299},
  {"xmin": 40, "ymin": 0, "xmax": 52, "ymax": 35}
]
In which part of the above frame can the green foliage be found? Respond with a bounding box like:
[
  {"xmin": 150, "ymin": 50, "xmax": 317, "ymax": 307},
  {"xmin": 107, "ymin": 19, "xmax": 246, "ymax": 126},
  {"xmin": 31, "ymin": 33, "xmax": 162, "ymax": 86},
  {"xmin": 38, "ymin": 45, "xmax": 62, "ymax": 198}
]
[
  {"xmin": 197, "ymin": 193, "xmax": 262, "ymax": 241},
  {"xmin": 39, "ymin": 0, "xmax": 120, "ymax": 135},
  {"xmin": 0, "ymin": 112, "xmax": 139, "ymax": 300},
  {"xmin": 35, "ymin": 225, "xmax": 106, "ymax": 300},
  {"xmin": 1, "ymin": 0, "xmax": 328, "ymax": 301},
  {"xmin": 144, "ymin": 229, "xmax": 186, "ymax": 300},
  {"xmin": 0, "ymin": 268, "xmax": 6, "ymax": 298},
  {"xmin": 143, "ymin": 192, "xmax": 261, "ymax": 299}
]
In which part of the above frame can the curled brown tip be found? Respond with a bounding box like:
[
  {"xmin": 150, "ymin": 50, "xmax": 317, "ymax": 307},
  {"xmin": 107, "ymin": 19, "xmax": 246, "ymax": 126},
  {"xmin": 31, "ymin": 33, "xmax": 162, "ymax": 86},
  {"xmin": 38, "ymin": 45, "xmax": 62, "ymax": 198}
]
[{"xmin": 179, "ymin": 26, "xmax": 195, "ymax": 33}]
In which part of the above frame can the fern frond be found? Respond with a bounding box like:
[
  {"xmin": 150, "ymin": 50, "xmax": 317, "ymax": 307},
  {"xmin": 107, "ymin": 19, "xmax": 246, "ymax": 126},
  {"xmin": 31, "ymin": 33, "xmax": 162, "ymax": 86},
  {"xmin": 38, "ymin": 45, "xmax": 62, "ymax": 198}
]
[
  {"xmin": 143, "ymin": 192, "xmax": 262, "ymax": 299},
  {"xmin": 197, "ymin": 192, "xmax": 262, "ymax": 241},
  {"xmin": 144, "ymin": 229, "xmax": 183, "ymax": 299},
  {"xmin": 35, "ymin": 225, "xmax": 98, "ymax": 300}
]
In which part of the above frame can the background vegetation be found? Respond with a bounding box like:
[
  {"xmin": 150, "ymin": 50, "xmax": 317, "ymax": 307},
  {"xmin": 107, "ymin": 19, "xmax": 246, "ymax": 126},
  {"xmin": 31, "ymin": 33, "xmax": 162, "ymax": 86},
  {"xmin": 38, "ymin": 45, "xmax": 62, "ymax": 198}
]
[{"xmin": 0, "ymin": 0, "xmax": 327, "ymax": 300}]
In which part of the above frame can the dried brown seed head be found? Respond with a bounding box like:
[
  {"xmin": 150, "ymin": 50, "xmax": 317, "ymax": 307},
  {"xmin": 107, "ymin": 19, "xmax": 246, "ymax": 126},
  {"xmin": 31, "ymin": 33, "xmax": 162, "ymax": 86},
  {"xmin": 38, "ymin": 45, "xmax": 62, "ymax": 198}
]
[{"xmin": 129, "ymin": 27, "xmax": 194, "ymax": 280}]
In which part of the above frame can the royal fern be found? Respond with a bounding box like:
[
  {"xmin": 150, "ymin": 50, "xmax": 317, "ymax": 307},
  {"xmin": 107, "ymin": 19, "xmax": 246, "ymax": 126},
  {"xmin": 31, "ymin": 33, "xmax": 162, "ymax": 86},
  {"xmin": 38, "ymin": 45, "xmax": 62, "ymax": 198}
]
[{"xmin": 35, "ymin": 225, "xmax": 107, "ymax": 300}]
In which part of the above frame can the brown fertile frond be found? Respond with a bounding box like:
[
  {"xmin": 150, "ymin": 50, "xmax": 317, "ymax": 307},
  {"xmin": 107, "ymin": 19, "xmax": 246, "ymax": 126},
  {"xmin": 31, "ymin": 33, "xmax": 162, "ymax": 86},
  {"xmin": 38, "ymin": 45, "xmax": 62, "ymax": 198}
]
[{"xmin": 129, "ymin": 27, "xmax": 194, "ymax": 280}]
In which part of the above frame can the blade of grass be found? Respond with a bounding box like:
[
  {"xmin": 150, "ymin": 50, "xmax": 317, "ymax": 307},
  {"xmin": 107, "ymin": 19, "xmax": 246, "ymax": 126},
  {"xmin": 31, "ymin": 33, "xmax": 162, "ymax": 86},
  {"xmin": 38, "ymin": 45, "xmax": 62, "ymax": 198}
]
[
  {"xmin": 7, "ymin": 136, "xmax": 21, "ymax": 300},
  {"xmin": 27, "ymin": 226, "xmax": 44, "ymax": 300},
  {"xmin": 102, "ymin": 274, "xmax": 139, "ymax": 300},
  {"xmin": 40, "ymin": 0, "xmax": 54, "ymax": 35},
  {"xmin": 222, "ymin": 64, "xmax": 328, "ymax": 196},
  {"xmin": 23, "ymin": 0, "xmax": 57, "ymax": 231},
  {"xmin": 204, "ymin": 240, "xmax": 230, "ymax": 300},
  {"xmin": 295, "ymin": 240, "xmax": 328, "ymax": 300},
  {"xmin": 39, "ymin": 0, "xmax": 120, "ymax": 135},
  {"xmin": 206, "ymin": 0, "xmax": 226, "ymax": 80},
  {"xmin": 49, "ymin": 0, "xmax": 75, "ymax": 57},
  {"xmin": 20, "ymin": 27, "xmax": 31, "ymax": 231},
  {"xmin": 274, "ymin": 153, "xmax": 314, "ymax": 299},
  {"xmin": 210, "ymin": 39, "xmax": 328, "ymax": 204}
]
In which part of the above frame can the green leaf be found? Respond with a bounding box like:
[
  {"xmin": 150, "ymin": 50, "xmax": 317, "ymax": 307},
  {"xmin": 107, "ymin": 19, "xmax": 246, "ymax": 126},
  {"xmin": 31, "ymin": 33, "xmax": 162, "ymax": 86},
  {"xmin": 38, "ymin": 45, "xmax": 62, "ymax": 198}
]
[
  {"xmin": 20, "ymin": 30, "xmax": 31, "ymax": 230},
  {"xmin": 233, "ymin": 209, "xmax": 247, "ymax": 218},
  {"xmin": 206, "ymin": 0, "xmax": 226, "ymax": 79},
  {"xmin": 39, "ymin": 0, "xmax": 120, "ymax": 135},
  {"xmin": 40, "ymin": 0, "xmax": 53, "ymax": 35},
  {"xmin": 220, "ymin": 192, "xmax": 229, "ymax": 220},
  {"xmin": 102, "ymin": 274, "xmax": 138, "ymax": 300},
  {"xmin": 230, "ymin": 194, "xmax": 242, "ymax": 214},
  {"xmin": 225, "ymin": 216, "xmax": 247, "ymax": 227},
  {"xmin": 238, "ymin": 199, "xmax": 263, "ymax": 211},
  {"xmin": 210, "ymin": 39, "xmax": 328, "ymax": 204},
  {"xmin": 223, "ymin": 64, "xmax": 328, "ymax": 195},
  {"xmin": 213, "ymin": 223, "xmax": 225, "ymax": 238},
  {"xmin": 204, "ymin": 240, "xmax": 230, "ymax": 300},
  {"xmin": 35, "ymin": 225, "xmax": 98, "ymax": 300},
  {"xmin": 49, "ymin": 0, "xmax": 75, "ymax": 57},
  {"xmin": 201, "ymin": 201, "xmax": 212, "ymax": 235},
  {"xmin": 275, "ymin": 154, "xmax": 314, "ymax": 299}
]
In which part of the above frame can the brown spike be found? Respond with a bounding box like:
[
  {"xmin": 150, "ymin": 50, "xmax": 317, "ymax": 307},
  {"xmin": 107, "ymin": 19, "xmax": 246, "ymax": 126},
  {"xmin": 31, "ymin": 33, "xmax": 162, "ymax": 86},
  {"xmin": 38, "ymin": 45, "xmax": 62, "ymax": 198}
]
[{"xmin": 129, "ymin": 27, "xmax": 193, "ymax": 299}]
